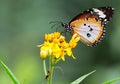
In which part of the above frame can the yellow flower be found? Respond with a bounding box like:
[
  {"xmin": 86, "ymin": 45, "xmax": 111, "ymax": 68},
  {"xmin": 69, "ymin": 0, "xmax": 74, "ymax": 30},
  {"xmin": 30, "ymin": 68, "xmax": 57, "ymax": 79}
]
[
  {"xmin": 69, "ymin": 34, "xmax": 80, "ymax": 48},
  {"xmin": 38, "ymin": 32, "xmax": 80, "ymax": 61},
  {"xmin": 40, "ymin": 47, "xmax": 48, "ymax": 59}
]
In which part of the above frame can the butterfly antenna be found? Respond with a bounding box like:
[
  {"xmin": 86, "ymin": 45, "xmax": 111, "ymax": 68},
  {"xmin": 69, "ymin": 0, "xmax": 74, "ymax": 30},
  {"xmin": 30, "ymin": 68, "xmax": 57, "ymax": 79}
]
[
  {"xmin": 49, "ymin": 21, "xmax": 64, "ymax": 31},
  {"xmin": 49, "ymin": 21, "xmax": 63, "ymax": 24},
  {"xmin": 49, "ymin": 21, "xmax": 63, "ymax": 28},
  {"xmin": 50, "ymin": 23, "xmax": 59, "ymax": 29}
]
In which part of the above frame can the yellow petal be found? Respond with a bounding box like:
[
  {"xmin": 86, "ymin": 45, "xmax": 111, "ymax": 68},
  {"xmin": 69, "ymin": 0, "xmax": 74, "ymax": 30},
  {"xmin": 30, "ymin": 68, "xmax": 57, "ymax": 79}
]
[
  {"xmin": 53, "ymin": 32, "xmax": 60, "ymax": 38},
  {"xmin": 40, "ymin": 49, "xmax": 48, "ymax": 59},
  {"xmin": 37, "ymin": 44, "xmax": 42, "ymax": 47},
  {"xmin": 71, "ymin": 54, "xmax": 76, "ymax": 59},
  {"xmin": 61, "ymin": 54, "xmax": 65, "ymax": 61},
  {"xmin": 59, "ymin": 36, "xmax": 65, "ymax": 42},
  {"xmin": 66, "ymin": 48, "xmax": 72, "ymax": 56}
]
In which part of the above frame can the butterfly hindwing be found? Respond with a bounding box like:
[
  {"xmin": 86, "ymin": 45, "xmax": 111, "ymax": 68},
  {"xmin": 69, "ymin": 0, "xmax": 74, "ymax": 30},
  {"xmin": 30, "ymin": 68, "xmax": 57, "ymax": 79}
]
[{"xmin": 70, "ymin": 18, "xmax": 104, "ymax": 46}]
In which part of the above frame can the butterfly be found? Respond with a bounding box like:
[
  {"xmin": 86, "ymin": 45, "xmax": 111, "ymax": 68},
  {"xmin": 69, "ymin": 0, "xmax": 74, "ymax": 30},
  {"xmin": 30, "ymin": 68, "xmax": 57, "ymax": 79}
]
[{"xmin": 61, "ymin": 7, "xmax": 114, "ymax": 46}]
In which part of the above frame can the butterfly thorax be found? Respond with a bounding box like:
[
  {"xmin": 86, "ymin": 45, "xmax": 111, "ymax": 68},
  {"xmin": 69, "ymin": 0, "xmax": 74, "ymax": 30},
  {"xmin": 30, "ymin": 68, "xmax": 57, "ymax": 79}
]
[{"xmin": 61, "ymin": 23, "xmax": 74, "ymax": 33}]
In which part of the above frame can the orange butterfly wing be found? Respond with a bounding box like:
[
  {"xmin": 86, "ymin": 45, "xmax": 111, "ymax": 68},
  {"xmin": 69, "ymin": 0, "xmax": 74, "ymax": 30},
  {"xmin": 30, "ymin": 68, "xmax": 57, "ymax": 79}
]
[{"xmin": 68, "ymin": 7, "xmax": 114, "ymax": 46}]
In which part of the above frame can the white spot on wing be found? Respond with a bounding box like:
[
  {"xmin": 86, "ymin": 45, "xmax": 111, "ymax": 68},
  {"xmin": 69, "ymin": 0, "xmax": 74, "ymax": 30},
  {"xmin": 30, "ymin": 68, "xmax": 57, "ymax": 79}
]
[{"xmin": 93, "ymin": 8, "xmax": 106, "ymax": 18}]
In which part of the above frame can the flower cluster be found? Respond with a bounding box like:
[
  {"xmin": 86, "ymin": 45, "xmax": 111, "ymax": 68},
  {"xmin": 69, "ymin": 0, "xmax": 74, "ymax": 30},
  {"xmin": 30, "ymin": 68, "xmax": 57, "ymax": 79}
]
[{"xmin": 38, "ymin": 32, "xmax": 80, "ymax": 61}]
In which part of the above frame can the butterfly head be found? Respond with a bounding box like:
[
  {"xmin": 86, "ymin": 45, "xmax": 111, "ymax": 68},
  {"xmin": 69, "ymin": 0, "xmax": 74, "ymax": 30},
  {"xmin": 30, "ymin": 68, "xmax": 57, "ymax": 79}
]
[{"xmin": 61, "ymin": 23, "xmax": 73, "ymax": 33}]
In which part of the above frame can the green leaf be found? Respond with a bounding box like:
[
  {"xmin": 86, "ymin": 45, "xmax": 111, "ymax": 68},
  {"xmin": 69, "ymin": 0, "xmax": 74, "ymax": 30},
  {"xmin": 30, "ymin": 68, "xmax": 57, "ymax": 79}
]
[
  {"xmin": 71, "ymin": 70, "xmax": 96, "ymax": 84},
  {"xmin": 103, "ymin": 78, "xmax": 120, "ymax": 84},
  {"xmin": 0, "ymin": 60, "xmax": 20, "ymax": 84}
]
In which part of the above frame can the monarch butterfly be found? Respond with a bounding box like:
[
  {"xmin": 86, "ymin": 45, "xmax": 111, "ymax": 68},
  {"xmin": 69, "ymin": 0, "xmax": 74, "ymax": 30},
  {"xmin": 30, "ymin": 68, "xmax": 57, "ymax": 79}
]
[{"xmin": 61, "ymin": 7, "xmax": 114, "ymax": 46}]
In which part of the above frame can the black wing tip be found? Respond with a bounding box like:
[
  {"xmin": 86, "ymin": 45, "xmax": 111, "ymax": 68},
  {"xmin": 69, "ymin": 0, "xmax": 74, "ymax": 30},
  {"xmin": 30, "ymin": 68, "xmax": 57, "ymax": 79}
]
[
  {"xmin": 98, "ymin": 6, "xmax": 114, "ymax": 9},
  {"xmin": 100, "ymin": 6, "xmax": 114, "ymax": 14}
]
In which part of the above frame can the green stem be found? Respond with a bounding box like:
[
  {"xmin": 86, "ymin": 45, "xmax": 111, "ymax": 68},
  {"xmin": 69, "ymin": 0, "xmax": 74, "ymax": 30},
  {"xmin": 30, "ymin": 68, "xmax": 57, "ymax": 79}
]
[
  {"xmin": 43, "ymin": 60, "xmax": 47, "ymax": 76},
  {"xmin": 49, "ymin": 65, "xmax": 54, "ymax": 84},
  {"xmin": 48, "ymin": 56, "xmax": 54, "ymax": 84}
]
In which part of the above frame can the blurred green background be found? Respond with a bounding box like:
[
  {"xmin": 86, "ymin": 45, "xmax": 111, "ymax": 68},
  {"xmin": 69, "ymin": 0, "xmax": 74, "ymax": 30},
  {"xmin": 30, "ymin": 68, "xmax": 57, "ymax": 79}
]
[{"xmin": 0, "ymin": 0, "xmax": 120, "ymax": 84}]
